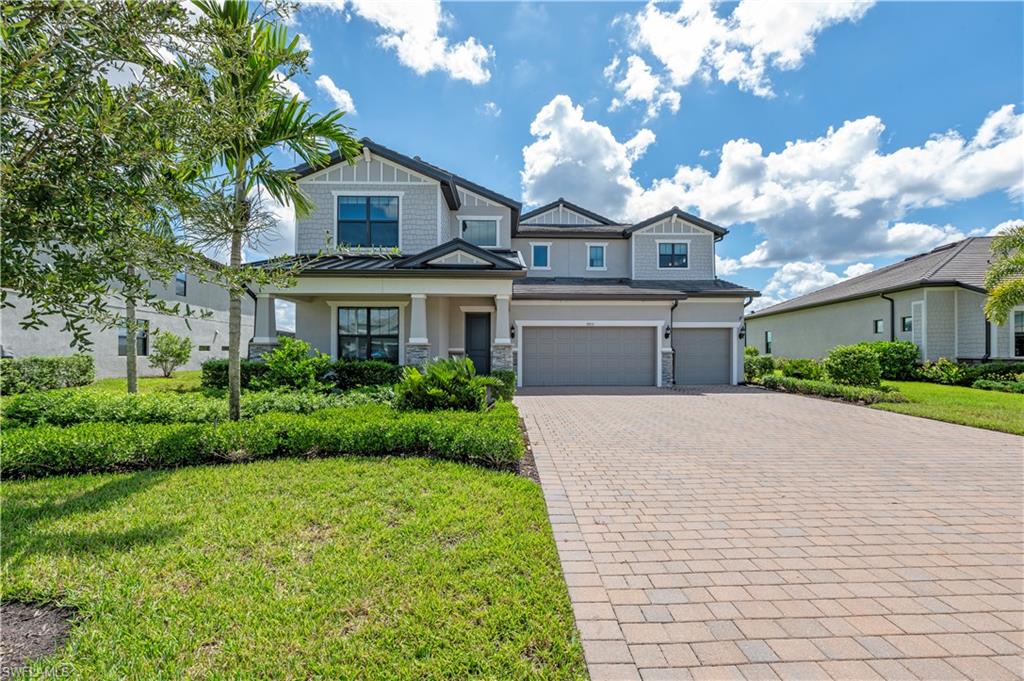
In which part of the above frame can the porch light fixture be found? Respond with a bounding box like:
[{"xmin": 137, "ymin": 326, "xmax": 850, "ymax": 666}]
[
  {"xmin": 663, "ymin": 327, "xmax": 671, "ymax": 340},
  {"xmin": 510, "ymin": 325, "xmax": 516, "ymax": 339}
]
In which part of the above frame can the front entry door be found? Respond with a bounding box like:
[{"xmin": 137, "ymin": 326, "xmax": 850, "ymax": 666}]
[{"xmin": 465, "ymin": 313, "xmax": 491, "ymax": 374}]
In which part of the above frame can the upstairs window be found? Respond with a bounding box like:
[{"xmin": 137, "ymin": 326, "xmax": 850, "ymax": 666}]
[
  {"xmin": 764, "ymin": 330, "xmax": 773, "ymax": 355},
  {"xmin": 174, "ymin": 271, "xmax": 187, "ymax": 297},
  {"xmin": 587, "ymin": 243, "xmax": 606, "ymax": 270},
  {"xmin": 462, "ymin": 219, "xmax": 498, "ymax": 247},
  {"xmin": 118, "ymin": 320, "xmax": 149, "ymax": 356},
  {"xmin": 337, "ymin": 196, "xmax": 398, "ymax": 247},
  {"xmin": 658, "ymin": 242, "xmax": 689, "ymax": 268},
  {"xmin": 873, "ymin": 319, "xmax": 884, "ymax": 334},
  {"xmin": 530, "ymin": 243, "xmax": 550, "ymax": 270},
  {"xmin": 901, "ymin": 316, "xmax": 912, "ymax": 332}
]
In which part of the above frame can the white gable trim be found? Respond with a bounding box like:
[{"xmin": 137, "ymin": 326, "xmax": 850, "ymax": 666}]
[
  {"xmin": 302, "ymin": 152, "xmax": 438, "ymax": 185},
  {"xmin": 458, "ymin": 188, "xmax": 501, "ymax": 209},
  {"xmin": 522, "ymin": 205, "xmax": 601, "ymax": 226},
  {"xmin": 632, "ymin": 215, "xmax": 715, "ymax": 236},
  {"xmin": 426, "ymin": 250, "xmax": 491, "ymax": 266}
]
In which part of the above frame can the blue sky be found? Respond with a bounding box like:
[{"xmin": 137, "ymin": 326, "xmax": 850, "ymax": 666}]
[{"xmin": 266, "ymin": 0, "xmax": 1023, "ymax": 311}]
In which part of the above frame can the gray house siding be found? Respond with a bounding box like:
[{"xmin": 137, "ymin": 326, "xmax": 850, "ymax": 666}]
[
  {"xmin": 630, "ymin": 216, "xmax": 716, "ymax": 280},
  {"xmin": 511, "ymin": 238, "xmax": 630, "ymax": 278},
  {"xmin": 956, "ymin": 289, "xmax": 988, "ymax": 359},
  {"xmin": 924, "ymin": 289, "xmax": 955, "ymax": 361},
  {"xmin": 1, "ymin": 276, "xmax": 254, "ymax": 379},
  {"xmin": 295, "ymin": 181, "xmax": 440, "ymax": 255}
]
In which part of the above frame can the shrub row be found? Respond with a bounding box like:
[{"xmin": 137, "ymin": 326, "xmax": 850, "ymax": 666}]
[
  {"xmin": 200, "ymin": 357, "xmax": 402, "ymax": 392},
  {"xmin": 744, "ymin": 354, "xmax": 775, "ymax": 381},
  {"xmin": 759, "ymin": 375, "xmax": 906, "ymax": 404},
  {"xmin": 971, "ymin": 379, "xmax": 1024, "ymax": 394},
  {"xmin": 856, "ymin": 341, "xmax": 920, "ymax": 380},
  {"xmin": 0, "ymin": 355, "xmax": 95, "ymax": 394},
  {"xmin": 1, "ymin": 403, "xmax": 525, "ymax": 478},
  {"xmin": 2, "ymin": 387, "xmax": 393, "ymax": 428},
  {"xmin": 917, "ymin": 359, "xmax": 1024, "ymax": 387}
]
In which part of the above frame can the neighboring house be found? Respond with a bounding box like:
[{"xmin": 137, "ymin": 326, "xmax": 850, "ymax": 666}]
[
  {"xmin": 745, "ymin": 237, "xmax": 1022, "ymax": 362},
  {"xmin": 248, "ymin": 139, "xmax": 759, "ymax": 387},
  {"xmin": 1, "ymin": 267, "xmax": 255, "ymax": 378}
]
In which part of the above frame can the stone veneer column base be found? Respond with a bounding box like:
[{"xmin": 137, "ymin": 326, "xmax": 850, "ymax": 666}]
[
  {"xmin": 404, "ymin": 343, "xmax": 431, "ymax": 368},
  {"xmin": 661, "ymin": 350, "xmax": 674, "ymax": 387},
  {"xmin": 491, "ymin": 343, "xmax": 513, "ymax": 372},
  {"xmin": 248, "ymin": 341, "xmax": 279, "ymax": 359}
]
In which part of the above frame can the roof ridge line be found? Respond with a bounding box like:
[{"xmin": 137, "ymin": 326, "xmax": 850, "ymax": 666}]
[{"xmin": 921, "ymin": 238, "xmax": 972, "ymax": 281}]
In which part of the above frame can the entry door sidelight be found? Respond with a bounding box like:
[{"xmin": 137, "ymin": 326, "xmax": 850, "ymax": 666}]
[{"xmin": 465, "ymin": 313, "xmax": 491, "ymax": 374}]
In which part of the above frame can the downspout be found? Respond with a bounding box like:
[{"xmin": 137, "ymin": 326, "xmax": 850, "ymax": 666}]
[
  {"xmin": 879, "ymin": 293, "xmax": 895, "ymax": 341},
  {"xmin": 984, "ymin": 319, "xmax": 991, "ymax": 360},
  {"xmin": 669, "ymin": 299, "xmax": 679, "ymax": 382}
]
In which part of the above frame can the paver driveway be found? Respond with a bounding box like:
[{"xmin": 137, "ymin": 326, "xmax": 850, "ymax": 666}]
[{"xmin": 517, "ymin": 387, "xmax": 1024, "ymax": 681}]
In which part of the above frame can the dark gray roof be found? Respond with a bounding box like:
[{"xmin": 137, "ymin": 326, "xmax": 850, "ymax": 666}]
[
  {"xmin": 625, "ymin": 207, "xmax": 729, "ymax": 238},
  {"xmin": 247, "ymin": 239, "xmax": 525, "ymax": 277},
  {"xmin": 520, "ymin": 198, "xmax": 617, "ymax": 225},
  {"xmin": 747, "ymin": 237, "xmax": 994, "ymax": 319},
  {"xmin": 291, "ymin": 138, "xmax": 522, "ymax": 228},
  {"xmin": 515, "ymin": 224, "xmax": 630, "ymax": 238},
  {"xmin": 513, "ymin": 277, "xmax": 759, "ymax": 300}
]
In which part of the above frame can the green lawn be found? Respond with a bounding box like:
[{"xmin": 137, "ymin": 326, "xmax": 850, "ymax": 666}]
[
  {"xmin": 873, "ymin": 381, "xmax": 1024, "ymax": 435},
  {"xmin": 89, "ymin": 370, "xmax": 204, "ymax": 394},
  {"xmin": 2, "ymin": 457, "xmax": 585, "ymax": 679}
]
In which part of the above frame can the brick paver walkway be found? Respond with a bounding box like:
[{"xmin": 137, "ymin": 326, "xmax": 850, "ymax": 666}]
[{"xmin": 517, "ymin": 387, "xmax": 1024, "ymax": 681}]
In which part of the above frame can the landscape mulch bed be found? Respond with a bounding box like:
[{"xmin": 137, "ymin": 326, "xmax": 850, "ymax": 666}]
[
  {"xmin": 516, "ymin": 417, "xmax": 539, "ymax": 484},
  {"xmin": 1, "ymin": 602, "xmax": 74, "ymax": 678}
]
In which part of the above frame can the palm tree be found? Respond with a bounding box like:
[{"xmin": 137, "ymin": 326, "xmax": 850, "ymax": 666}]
[
  {"xmin": 191, "ymin": 0, "xmax": 360, "ymax": 419},
  {"xmin": 984, "ymin": 222, "xmax": 1024, "ymax": 325}
]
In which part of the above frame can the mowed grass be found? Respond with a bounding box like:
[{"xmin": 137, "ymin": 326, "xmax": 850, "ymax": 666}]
[
  {"xmin": 873, "ymin": 381, "xmax": 1024, "ymax": 435},
  {"xmin": 89, "ymin": 370, "xmax": 204, "ymax": 394},
  {"xmin": 2, "ymin": 457, "xmax": 585, "ymax": 679}
]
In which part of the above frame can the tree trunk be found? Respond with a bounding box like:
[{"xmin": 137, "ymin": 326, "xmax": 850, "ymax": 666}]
[
  {"xmin": 227, "ymin": 179, "xmax": 248, "ymax": 421},
  {"xmin": 125, "ymin": 265, "xmax": 138, "ymax": 394}
]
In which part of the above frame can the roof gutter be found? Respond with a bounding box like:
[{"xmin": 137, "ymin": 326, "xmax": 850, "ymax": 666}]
[
  {"xmin": 747, "ymin": 281, "xmax": 984, "ymax": 320},
  {"xmin": 879, "ymin": 293, "xmax": 896, "ymax": 341}
]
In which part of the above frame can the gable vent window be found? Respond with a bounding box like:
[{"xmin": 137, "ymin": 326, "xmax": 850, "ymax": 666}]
[
  {"xmin": 337, "ymin": 196, "xmax": 398, "ymax": 248},
  {"xmin": 658, "ymin": 242, "xmax": 689, "ymax": 268},
  {"xmin": 462, "ymin": 219, "xmax": 498, "ymax": 247}
]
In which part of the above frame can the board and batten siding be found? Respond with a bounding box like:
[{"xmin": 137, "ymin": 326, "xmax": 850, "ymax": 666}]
[
  {"xmin": 521, "ymin": 206, "xmax": 601, "ymax": 225},
  {"xmin": 630, "ymin": 216, "xmax": 716, "ymax": 280}
]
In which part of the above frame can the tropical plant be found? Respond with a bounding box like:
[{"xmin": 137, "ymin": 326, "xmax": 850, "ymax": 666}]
[
  {"xmin": 394, "ymin": 358, "xmax": 491, "ymax": 412},
  {"xmin": 250, "ymin": 337, "xmax": 331, "ymax": 392},
  {"xmin": 984, "ymin": 222, "xmax": 1024, "ymax": 325},
  {"xmin": 185, "ymin": 0, "xmax": 360, "ymax": 420},
  {"xmin": 148, "ymin": 331, "xmax": 194, "ymax": 378}
]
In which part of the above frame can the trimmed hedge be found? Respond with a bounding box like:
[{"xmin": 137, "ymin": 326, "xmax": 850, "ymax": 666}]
[
  {"xmin": 822, "ymin": 345, "xmax": 881, "ymax": 387},
  {"xmin": 759, "ymin": 375, "xmax": 906, "ymax": 404},
  {"xmin": 744, "ymin": 354, "xmax": 774, "ymax": 381},
  {"xmin": 777, "ymin": 357, "xmax": 823, "ymax": 380},
  {"xmin": 972, "ymin": 379, "xmax": 1024, "ymax": 394},
  {"xmin": 0, "ymin": 354, "xmax": 95, "ymax": 394},
  {"xmin": 1, "ymin": 403, "xmax": 525, "ymax": 478},
  {"xmin": 491, "ymin": 370, "xmax": 516, "ymax": 401},
  {"xmin": 857, "ymin": 340, "xmax": 919, "ymax": 380},
  {"xmin": 2, "ymin": 388, "xmax": 392, "ymax": 428},
  {"xmin": 200, "ymin": 359, "xmax": 268, "ymax": 389},
  {"xmin": 200, "ymin": 357, "xmax": 402, "ymax": 392}
]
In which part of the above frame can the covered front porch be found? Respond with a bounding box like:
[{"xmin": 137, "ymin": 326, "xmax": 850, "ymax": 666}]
[{"xmin": 251, "ymin": 276, "xmax": 515, "ymax": 373}]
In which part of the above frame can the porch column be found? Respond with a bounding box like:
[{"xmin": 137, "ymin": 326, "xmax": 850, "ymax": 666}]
[
  {"xmin": 406, "ymin": 294, "xmax": 430, "ymax": 367},
  {"xmin": 250, "ymin": 293, "xmax": 278, "ymax": 358},
  {"xmin": 491, "ymin": 294, "xmax": 513, "ymax": 372}
]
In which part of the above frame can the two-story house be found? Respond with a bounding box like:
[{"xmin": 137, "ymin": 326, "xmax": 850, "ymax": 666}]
[
  {"xmin": 249, "ymin": 139, "xmax": 759, "ymax": 387},
  {"xmin": 2, "ymin": 264, "xmax": 255, "ymax": 378}
]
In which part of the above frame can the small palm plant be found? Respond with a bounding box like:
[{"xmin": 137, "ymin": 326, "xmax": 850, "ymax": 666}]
[{"xmin": 984, "ymin": 222, "xmax": 1024, "ymax": 325}]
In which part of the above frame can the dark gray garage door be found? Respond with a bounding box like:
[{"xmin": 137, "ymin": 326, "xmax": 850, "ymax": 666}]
[
  {"xmin": 522, "ymin": 327, "xmax": 655, "ymax": 386},
  {"xmin": 673, "ymin": 328, "xmax": 732, "ymax": 384}
]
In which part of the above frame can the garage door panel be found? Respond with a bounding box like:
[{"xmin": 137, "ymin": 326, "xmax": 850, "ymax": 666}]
[
  {"xmin": 523, "ymin": 326, "xmax": 655, "ymax": 386},
  {"xmin": 673, "ymin": 328, "xmax": 731, "ymax": 385}
]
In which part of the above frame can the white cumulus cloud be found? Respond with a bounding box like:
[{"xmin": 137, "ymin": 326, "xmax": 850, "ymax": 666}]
[
  {"xmin": 315, "ymin": 74, "xmax": 357, "ymax": 114},
  {"xmin": 988, "ymin": 219, "xmax": 1023, "ymax": 236},
  {"xmin": 271, "ymin": 69, "xmax": 307, "ymax": 101},
  {"xmin": 520, "ymin": 95, "xmax": 1024, "ymax": 267},
  {"xmin": 341, "ymin": 0, "xmax": 494, "ymax": 85},
  {"xmin": 750, "ymin": 260, "xmax": 875, "ymax": 311},
  {"xmin": 623, "ymin": 0, "xmax": 874, "ymax": 101},
  {"xmin": 606, "ymin": 55, "xmax": 681, "ymax": 120},
  {"xmin": 481, "ymin": 101, "xmax": 502, "ymax": 117}
]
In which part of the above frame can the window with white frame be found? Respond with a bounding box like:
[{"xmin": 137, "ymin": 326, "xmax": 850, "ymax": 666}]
[
  {"xmin": 658, "ymin": 241, "xmax": 689, "ymax": 268},
  {"xmin": 530, "ymin": 242, "xmax": 550, "ymax": 270},
  {"xmin": 461, "ymin": 219, "xmax": 498, "ymax": 247},
  {"xmin": 586, "ymin": 243, "xmax": 606, "ymax": 270},
  {"xmin": 873, "ymin": 319, "xmax": 884, "ymax": 334},
  {"xmin": 901, "ymin": 316, "xmax": 912, "ymax": 332},
  {"xmin": 1014, "ymin": 309, "xmax": 1024, "ymax": 357}
]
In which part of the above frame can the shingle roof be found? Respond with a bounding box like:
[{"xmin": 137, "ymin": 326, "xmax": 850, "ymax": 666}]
[
  {"xmin": 747, "ymin": 237, "xmax": 994, "ymax": 319},
  {"xmin": 513, "ymin": 277, "xmax": 759, "ymax": 300}
]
